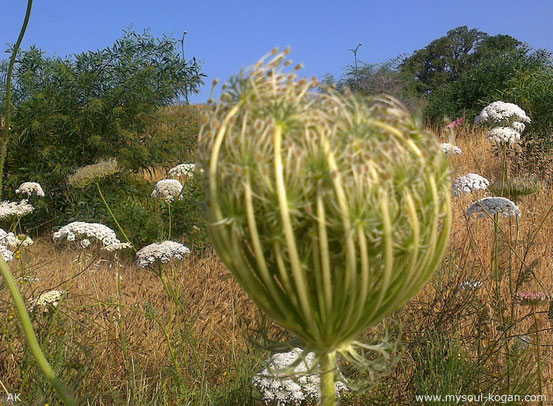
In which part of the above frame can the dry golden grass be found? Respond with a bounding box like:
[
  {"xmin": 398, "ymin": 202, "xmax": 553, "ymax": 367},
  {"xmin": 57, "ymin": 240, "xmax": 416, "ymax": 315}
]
[
  {"xmin": 417, "ymin": 126, "xmax": 553, "ymax": 396},
  {"xmin": 3, "ymin": 239, "xmax": 264, "ymax": 402}
]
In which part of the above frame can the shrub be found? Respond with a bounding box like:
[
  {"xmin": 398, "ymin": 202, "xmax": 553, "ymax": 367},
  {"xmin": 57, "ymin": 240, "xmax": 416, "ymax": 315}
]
[{"xmin": 0, "ymin": 29, "xmax": 205, "ymax": 235}]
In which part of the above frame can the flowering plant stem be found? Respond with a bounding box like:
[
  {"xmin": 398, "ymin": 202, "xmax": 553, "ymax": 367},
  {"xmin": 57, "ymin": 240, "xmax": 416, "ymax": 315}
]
[
  {"xmin": 156, "ymin": 265, "xmax": 181, "ymax": 380},
  {"xmin": 167, "ymin": 201, "xmax": 172, "ymax": 240},
  {"xmin": 0, "ymin": 258, "xmax": 76, "ymax": 405},
  {"xmin": 95, "ymin": 181, "xmax": 132, "ymax": 246},
  {"xmin": 0, "ymin": 0, "xmax": 33, "ymax": 200},
  {"xmin": 320, "ymin": 351, "xmax": 337, "ymax": 406},
  {"xmin": 532, "ymin": 305, "xmax": 544, "ymax": 405}
]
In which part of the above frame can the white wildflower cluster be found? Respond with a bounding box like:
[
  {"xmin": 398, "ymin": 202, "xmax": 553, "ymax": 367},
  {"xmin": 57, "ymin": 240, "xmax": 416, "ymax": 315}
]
[
  {"xmin": 467, "ymin": 197, "xmax": 521, "ymax": 218},
  {"xmin": 15, "ymin": 182, "xmax": 45, "ymax": 197},
  {"xmin": 440, "ymin": 143, "xmax": 462, "ymax": 155},
  {"xmin": 252, "ymin": 348, "xmax": 348, "ymax": 406},
  {"xmin": 17, "ymin": 275, "xmax": 39, "ymax": 283},
  {"xmin": 0, "ymin": 228, "xmax": 31, "ymax": 262},
  {"xmin": 474, "ymin": 101, "xmax": 531, "ymax": 125},
  {"xmin": 168, "ymin": 163, "xmax": 197, "ymax": 178},
  {"xmin": 80, "ymin": 239, "xmax": 91, "ymax": 249},
  {"xmin": 512, "ymin": 121, "xmax": 526, "ymax": 133},
  {"xmin": 486, "ymin": 127, "xmax": 520, "ymax": 145},
  {"xmin": 30, "ymin": 290, "xmax": 67, "ymax": 313},
  {"xmin": 0, "ymin": 244, "xmax": 13, "ymax": 262},
  {"xmin": 458, "ymin": 280, "xmax": 483, "ymax": 291},
  {"xmin": 0, "ymin": 228, "xmax": 33, "ymax": 248},
  {"xmin": 136, "ymin": 241, "xmax": 190, "ymax": 268},
  {"xmin": 475, "ymin": 101, "xmax": 531, "ymax": 146},
  {"xmin": 53, "ymin": 221, "xmax": 126, "ymax": 251},
  {"xmin": 151, "ymin": 179, "xmax": 183, "ymax": 202},
  {"xmin": 0, "ymin": 200, "xmax": 34, "ymax": 219},
  {"xmin": 452, "ymin": 173, "xmax": 490, "ymax": 197}
]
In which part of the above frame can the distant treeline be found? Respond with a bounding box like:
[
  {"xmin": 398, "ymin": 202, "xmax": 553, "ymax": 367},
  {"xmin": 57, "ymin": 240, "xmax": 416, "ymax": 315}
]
[{"xmin": 325, "ymin": 25, "xmax": 553, "ymax": 146}]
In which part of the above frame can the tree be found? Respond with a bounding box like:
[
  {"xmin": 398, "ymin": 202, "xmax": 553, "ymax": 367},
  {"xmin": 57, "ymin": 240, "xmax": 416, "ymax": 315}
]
[
  {"xmin": 400, "ymin": 26, "xmax": 522, "ymax": 95},
  {"xmin": 424, "ymin": 48, "xmax": 553, "ymax": 134},
  {"xmin": 325, "ymin": 57, "xmax": 422, "ymax": 111}
]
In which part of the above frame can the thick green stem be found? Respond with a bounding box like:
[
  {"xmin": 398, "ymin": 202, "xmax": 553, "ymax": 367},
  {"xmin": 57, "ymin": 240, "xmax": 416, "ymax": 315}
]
[
  {"xmin": 0, "ymin": 0, "xmax": 33, "ymax": 200},
  {"xmin": 0, "ymin": 258, "xmax": 76, "ymax": 405},
  {"xmin": 320, "ymin": 351, "xmax": 337, "ymax": 406}
]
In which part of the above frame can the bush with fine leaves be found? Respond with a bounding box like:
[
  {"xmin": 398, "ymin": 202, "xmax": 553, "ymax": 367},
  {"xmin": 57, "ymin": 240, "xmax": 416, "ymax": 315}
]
[{"xmin": 0, "ymin": 29, "xmax": 205, "ymax": 234}]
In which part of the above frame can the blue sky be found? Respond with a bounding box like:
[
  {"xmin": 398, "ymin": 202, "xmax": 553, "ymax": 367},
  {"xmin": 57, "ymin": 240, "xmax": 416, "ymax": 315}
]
[{"xmin": 2, "ymin": 1, "xmax": 553, "ymax": 103}]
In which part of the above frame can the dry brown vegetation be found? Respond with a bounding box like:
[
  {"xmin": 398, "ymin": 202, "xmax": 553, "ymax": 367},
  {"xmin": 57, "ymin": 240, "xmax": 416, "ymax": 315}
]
[{"xmin": 2, "ymin": 126, "xmax": 553, "ymax": 404}]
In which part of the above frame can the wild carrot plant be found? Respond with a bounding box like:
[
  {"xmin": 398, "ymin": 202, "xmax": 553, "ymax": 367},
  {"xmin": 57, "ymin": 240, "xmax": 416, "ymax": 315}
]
[{"xmin": 197, "ymin": 48, "xmax": 452, "ymax": 405}]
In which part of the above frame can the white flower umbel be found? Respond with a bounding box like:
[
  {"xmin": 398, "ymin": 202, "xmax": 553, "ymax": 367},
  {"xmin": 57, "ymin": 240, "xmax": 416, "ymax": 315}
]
[
  {"xmin": 0, "ymin": 229, "xmax": 33, "ymax": 248},
  {"xmin": 30, "ymin": 290, "xmax": 67, "ymax": 313},
  {"xmin": 80, "ymin": 239, "xmax": 91, "ymax": 249},
  {"xmin": 17, "ymin": 275, "xmax": 39, "ymax": 283},
  {"xmin": 440, "ymin": 143, "xmax": 462, "ymax": 155},
  {"xmin": 252, "ymin": 348, "xmax": 348, "ymax": 406},
  {"xmin": 151, "ymin": 179, "xmax": 183, "ymax": 202},
  {"xmin": 474, "ymin": 101, "xmax": 531, "ymax": 125},
  {"xmin": 136, "ymin": 241, "xmax": 191, "ymax": 268},
  {"xmin": 0, "ymin": 200, "xmax": 34, "ymax": 219},
  {"xmin": 467, "ymin": 197, "xmax": 521, "ymax": 218},
  {"xmin": 168, "ymin": 163, "xmax": 198, "ymax": 178},
  {"xmin": 15, "ymin": 182, "xmax": 45, "ymax": 197},
  {"xmin": 452, "ymin": 173, "xmax": 490, "ymax": 196},
  {"xmin": 0, "ymin": 244, "xmax": 13, "ymax": 262},
  {"xmin": 53, "ymin": 221, "xmax": 123, "ymax": 250},
  {"xmin": 512, "ymin": 121, "xmax": 526, "ymax": 134},
  {"xmin": 486, "ymin": 127, "xmax": 520, "ymax": 145},
  {"xmin": 458, "ymin": 281, "xmax": 483, "ymax": 291}
]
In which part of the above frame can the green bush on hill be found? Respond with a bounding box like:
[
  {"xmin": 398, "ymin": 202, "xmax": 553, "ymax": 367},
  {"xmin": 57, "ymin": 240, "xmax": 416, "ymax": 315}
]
[{"xmin": 0, "ymin": 29, "xmax": 206, "ymax": 244}]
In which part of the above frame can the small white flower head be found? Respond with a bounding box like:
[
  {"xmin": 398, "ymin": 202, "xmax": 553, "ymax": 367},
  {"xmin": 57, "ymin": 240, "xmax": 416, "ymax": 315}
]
[
  {"xmin": 53, "ymin": 221, "xmax": 124, "ymax": 250},
  {"xmin": 0, "ymin": 245, "xmax": 13, "ymax": 262},
  {"xmin": 474, "ymin": 101, "xmax": 531, "ymax": 125},
  {"xmin": 458, "ymin": 280, "xmax": 482, "ymax": 291},
  {"xmin": 486, "ymin": 127, "xmax": 520, "ymax": 145},
  {"xmin": 0, "ymin": 229, "xmax": 33, "ymax": 248},
  {"xmin": 136, "ymin": 241, "xmax": 191, "ymax": 268},
  {"xmin": 17, "ymin": 275, "xmax": 39, "ymax": 283},
  {"xmin": 512, "ymin": 121, "xmax": 526, "ymax": 134},
  {"xmin": 467, "ymin": 197, "xmax": 521, "ymax": 218},
  {"xmin": 440, "ymin": 143, "xmax": 462, "ymax": 155},
  {"xmin": 452, "ymin": 173, "xmax": 490, "ymax": 197},
  {"xmin": 168, "ymin": 163, "xmax": 197, "ymax": 178},
  {"xmin": 31, "ymin": 290, "xmax": 68, "ymax": 313},
  {"xmin": 0, "ymin": 200, "xmax": 34, "ymax": 219},
  {"xmin": 15, "ymin": 182, "xmax": 45, "ymax": 197},
  {"xmin": 151, "ymin": 179, "xmax": 183, "ymax": 202},
  {"xmin": 80, "ymin": 239, "xmax": 91, "ymax": 249},
  {"xmin": 252, "ymin": 348, "xmax": 348, "ymax": 405}
]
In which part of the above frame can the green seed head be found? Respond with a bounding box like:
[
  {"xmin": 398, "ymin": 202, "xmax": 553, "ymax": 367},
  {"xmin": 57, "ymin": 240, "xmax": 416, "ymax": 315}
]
[{"xmin": 197, "ymin": 49, "xmax": 452, "ymax": 354}]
